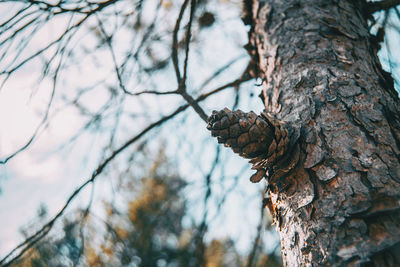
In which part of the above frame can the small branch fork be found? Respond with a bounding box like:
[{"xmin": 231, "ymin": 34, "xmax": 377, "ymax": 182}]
[
  {"xmin": 112, "ymin": 0, "xmax": 212, "ymax": 121},
  {"xmin": 171, "ymin": 0, "xmax": 209, "ymax": 122}
]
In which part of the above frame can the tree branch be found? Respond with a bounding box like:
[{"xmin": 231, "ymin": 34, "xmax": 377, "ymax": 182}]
[
  {"xmin": 0, "ymin": 77, "xmax": 246, "ymax": 266},
  {"xmin": 172, "ymin": 0, "xmax": 189, "ymax": 83},
  {"xmin": 366, "ymin": 0, "xmax": 400, "ymax": 14},
  {"xmin": 182, "ymin": 0, "xmax": 197, "ymax": 88}
]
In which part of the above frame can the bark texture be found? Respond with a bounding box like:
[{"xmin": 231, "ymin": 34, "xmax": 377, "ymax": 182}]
[{"xmin": 245, "ymin": 0, "xmax": 400, "ymax": 266}]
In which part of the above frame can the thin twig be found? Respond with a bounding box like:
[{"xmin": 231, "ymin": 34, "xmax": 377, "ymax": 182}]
[
  {"xmin": 0, "ymin": 1, "xmax": 128, "ymax": 163},
  {"xmin": 182, "ymin": 0, "xmax": 197, "ymax": 88},
  {"xmin": 0, "ymin": 0, "xmax": 119, "ymax": 81},
  {"xmin": 95, "ymin": 14, "xmax": 133, "ymax": 95},
  {"xmin": 0, "ymin": 14, "xmax": 89, "ymax": 81},
  {"xmin": 172, "ymin": 0, "xmax": 190, "ymax": 83},
  {"xmin": 132, "ymin": 89, "xmax": 178, "ymax": 96},
  {"xmin": 0, "ymin": 38, "xmax": 68, "ymax": 164},
  {"xmin": 0, "ymin": 4, "xmax": 33, "ymax": 29}
]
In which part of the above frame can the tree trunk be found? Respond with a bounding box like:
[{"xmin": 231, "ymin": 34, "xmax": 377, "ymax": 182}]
[{"xmin": 246, "ymin": 0, "xmax": 400, "ymax": 266}]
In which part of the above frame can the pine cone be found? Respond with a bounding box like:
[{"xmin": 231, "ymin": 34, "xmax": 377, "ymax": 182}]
[
  {"xmin": 207, "ymin": 108, "xmax": 274, "ymax": 158},
  {"xmin": 207, "ymin": 108, "xmax": 299, "ymax": 185}
]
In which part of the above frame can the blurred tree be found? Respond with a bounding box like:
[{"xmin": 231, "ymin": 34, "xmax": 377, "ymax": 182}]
[
  {"xmin": 16, "ymin": 210, "xmax": 84, "ymax": 266},
  {"xmin": 14, "ymin": 150, "xmax": 281, "ymax": 266}
]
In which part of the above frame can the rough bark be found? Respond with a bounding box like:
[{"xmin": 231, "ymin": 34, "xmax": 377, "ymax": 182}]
[
  {"xmin": 246, "ymin": 0, "xmax": 400, "ymax": 265},
  {"xmin": 234, "ymin": 0, "xmax": 400, "ymax": 266}
]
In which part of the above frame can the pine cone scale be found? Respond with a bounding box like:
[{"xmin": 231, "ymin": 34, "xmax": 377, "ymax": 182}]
[{"xmin": 229, "ymin": 124, "xmax": 241, "ymax": 137}]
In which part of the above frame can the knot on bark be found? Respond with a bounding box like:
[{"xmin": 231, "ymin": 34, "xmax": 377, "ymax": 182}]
[{"xmin": 207, "ymin": 108, "xmax": 300, "ymax": 186}]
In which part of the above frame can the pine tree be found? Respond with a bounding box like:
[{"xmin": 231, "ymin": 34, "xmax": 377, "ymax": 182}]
[{"xmin": 208, "ymin": 1, "xmax": 400, "ymax": 265}]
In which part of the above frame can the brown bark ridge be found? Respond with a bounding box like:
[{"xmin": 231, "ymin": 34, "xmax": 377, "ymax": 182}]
[{"xmin": 209, "ymin": 0, "xmax": 400, "ymax": 266}]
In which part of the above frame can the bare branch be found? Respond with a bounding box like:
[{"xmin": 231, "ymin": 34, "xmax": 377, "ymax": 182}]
[
  {"xmin": 171, "ymin": 0, "xmax": 209, "ymax": 122},
  {"xmin": 0, "ymin": 0, "xmax": 122, "ymax": 83},
  {"xmin": 182, "ymin": 0, "xmax": 197, "ymax": 88},
  {"xmin": 0, "ymin": 0, "xmax": 132, "ymax": 164},
  {"xmin": 179, "ymin": 90, "xmax": 209, "ymax": 122},
  {"xmin": 0, "ymin": 14, "xmax": 88, "ymax": 81},
  {"xmin": 0, "ymin": 4, "xmax": 33, "ymax": 29},
  {"xmin": 132, "ymin": 89, "xmax": 178, "ymax": 96},
  {"xmin": 95, "ymin": 14, "xmax": 133, "ymax": 95},
  {"xmin": 366, "ymin": 0, "xmax": 400, "ymax": 14},
  {"xmin": 0, "ymin": 33, "xmax": 70, "ymax": 164},
  {"xmin": 172, "ymin": 0, "xmax": 190, "ymax": 83},
  {"xmin": 119, "ymin": 1, "xmax": 162, "ymax": 76},
  {"xmin": 0, "ymin": 78, "xmax": 244, "ymax": 265}
]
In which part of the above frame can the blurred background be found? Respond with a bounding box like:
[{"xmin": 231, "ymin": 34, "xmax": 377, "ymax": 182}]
[{"xmin": 0, "ymin": 0, "xmax": 399, "ymax": 266}]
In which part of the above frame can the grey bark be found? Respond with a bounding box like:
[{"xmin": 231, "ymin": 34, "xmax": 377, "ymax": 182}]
[{"xmin": 247, "ymin": 0, "xmax": 400, "ymax": 266}]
